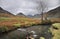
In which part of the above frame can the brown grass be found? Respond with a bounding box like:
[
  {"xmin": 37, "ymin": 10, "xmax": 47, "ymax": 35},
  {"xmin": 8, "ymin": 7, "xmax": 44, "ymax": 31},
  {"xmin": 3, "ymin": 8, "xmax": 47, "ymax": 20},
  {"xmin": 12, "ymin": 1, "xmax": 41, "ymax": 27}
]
[
  {"xmin": 50, "ymin": 18, "xmax": 60, "ymax": 23},
  {"xmin": 0, "ymin": 17, "xmax": 60, "ymax": 32}
]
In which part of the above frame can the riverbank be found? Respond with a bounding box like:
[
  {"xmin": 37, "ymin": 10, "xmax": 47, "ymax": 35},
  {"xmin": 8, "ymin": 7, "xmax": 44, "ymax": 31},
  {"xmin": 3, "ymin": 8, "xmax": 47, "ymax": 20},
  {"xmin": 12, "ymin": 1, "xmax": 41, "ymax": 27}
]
[{"xmin": 50, "ymin": 23, "xmax": 60, "ymax": 39}]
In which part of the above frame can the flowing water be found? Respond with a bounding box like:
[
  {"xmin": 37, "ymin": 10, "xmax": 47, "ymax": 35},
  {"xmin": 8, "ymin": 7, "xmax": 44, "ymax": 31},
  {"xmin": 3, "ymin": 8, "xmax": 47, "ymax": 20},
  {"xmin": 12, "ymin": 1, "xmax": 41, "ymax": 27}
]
[{"xmin": 0, "ymin": 25, "xmax": 53, "ymax": 39}]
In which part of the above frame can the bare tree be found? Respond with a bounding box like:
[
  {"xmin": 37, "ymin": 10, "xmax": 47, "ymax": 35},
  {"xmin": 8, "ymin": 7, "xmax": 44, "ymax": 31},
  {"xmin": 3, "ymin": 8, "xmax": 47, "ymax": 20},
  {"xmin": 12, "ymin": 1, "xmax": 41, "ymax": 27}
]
[{"xmin": 40, "ymin": 0, "xmax": 48, "ymax": 23}]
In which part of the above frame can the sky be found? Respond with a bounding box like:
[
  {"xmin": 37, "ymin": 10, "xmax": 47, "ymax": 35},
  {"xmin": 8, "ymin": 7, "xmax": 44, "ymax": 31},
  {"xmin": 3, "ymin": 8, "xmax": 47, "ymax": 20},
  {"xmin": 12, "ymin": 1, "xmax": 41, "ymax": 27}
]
[{"xmin": 0, "ymin": 0, "xmax": 60, "ymax": 15}]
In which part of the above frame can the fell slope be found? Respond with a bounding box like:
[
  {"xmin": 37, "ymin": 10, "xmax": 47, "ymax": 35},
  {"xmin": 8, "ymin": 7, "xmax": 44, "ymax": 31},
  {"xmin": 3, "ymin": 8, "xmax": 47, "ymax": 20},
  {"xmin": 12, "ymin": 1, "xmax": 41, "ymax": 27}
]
[{"xmin": 0, "ymin": 7, "xmax": 14, "ymax": 17}]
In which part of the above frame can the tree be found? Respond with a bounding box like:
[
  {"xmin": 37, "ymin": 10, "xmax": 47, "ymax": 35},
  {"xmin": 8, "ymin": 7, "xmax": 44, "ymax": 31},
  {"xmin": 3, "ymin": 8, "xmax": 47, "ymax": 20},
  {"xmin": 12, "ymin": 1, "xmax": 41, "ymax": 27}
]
[{"xmin": 40, "ymin": 0, "xmax": 48, "ymax": 23}]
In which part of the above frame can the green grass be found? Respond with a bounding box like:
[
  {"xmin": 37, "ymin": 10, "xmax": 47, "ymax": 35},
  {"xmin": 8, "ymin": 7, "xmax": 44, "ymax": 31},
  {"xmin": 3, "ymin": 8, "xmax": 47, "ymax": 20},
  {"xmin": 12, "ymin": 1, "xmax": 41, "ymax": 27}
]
[
  {"xmin": 0, "ymin": 17, "xmax": 12, "ymax": 21},
  {"xmin": 52, "ymin": 23, "xmax": 60, "ymax": 29},
  {"xmin": 13, "ymin": 23, "xmax": 21, "ymax": 28},
  {"xmin": 50, "ymin": 23, "xmax": 60, "ymax": 39}
]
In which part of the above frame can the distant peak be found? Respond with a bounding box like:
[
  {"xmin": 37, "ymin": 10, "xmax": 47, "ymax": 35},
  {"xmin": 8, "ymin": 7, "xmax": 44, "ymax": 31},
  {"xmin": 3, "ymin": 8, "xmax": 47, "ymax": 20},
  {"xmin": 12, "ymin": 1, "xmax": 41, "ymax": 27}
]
[
  {"xmin": 16, "ymin": 12, "xmax": 26, "ymax": 16},
  {"xmin": 17, "ymin": 12, "xmax": 24, "ymax": 15}
]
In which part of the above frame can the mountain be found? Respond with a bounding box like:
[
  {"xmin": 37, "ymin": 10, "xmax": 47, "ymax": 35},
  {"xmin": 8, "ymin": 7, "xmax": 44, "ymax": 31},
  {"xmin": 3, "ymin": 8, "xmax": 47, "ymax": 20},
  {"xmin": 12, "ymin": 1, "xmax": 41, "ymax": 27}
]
[
  {"xmin": 33, "ymin": 14, "xmax": 41, "ymax": 18},
  {"xmin": 33, "ymin": 6, "xmax": 60, "ymax": 18},
  {"xmin": 0, "ymin": 7, "xmax": 14, "ymax": 17},
  {"xmin": 27, "ymin": 15, "xmax": 33, "ymax": 18},
  {"xmin": 27, "ymin": 14, "xmax": 41, "ymax": 18},
  {"xmin": 44, "ymin": 6, "xmax": 60, "ymax": 18},
  {"xmin": 32, "ymin": 6, "xmax": 60, "ymax": 18},
  {"xmin": 16, "ymin": 12, "xmax": 26, "ymax": 17}
]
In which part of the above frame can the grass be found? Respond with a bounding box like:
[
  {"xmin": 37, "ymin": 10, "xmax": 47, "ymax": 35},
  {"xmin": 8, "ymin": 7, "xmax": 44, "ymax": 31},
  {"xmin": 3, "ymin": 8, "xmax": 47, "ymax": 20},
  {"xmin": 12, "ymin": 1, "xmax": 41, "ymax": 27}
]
[
  {"xmin": 0, "ymin": 26, "xmax": 9, "ymax": 32},
  {"xmin": 50, "ymin": 18, "xmax": 60, "ymax": 23},
  {"xmin": 0, "ymin": 17, "xmax": 11, "ymax": 21},
  {"xmin": 0, "ymin": 17, "xmax": 41, "ymax": 32},
  {"xmin": 52, "ymin": 23, "xmax": 60, "ymax": 29},
  {"xmin": 0, "ymin": 17, "xmax": 60, "ymax": 39},
  {"xmin": 13, "ymin": 23, "xmax": 21, "ymax": 28},
  {"xmin": 50, "ymin": 23, "xmax": 60, "ymax": 39}
]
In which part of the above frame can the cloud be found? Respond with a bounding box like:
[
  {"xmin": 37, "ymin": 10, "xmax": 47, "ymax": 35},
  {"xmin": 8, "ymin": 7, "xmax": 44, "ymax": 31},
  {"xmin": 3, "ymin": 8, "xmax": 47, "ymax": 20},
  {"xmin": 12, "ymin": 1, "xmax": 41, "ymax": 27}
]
[
  {"xmin": 0, "ymin": 0, "xmax": 60, "ymax": 15},
  {"xmin": 47, "ymin": 0, "xmax": 60, "ymax": 7}
]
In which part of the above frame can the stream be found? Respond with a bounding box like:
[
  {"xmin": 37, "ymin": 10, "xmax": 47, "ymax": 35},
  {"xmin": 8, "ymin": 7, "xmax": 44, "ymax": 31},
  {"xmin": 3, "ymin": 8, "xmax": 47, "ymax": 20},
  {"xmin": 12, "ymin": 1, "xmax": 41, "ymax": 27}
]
[{"xmin": 0, "ymin": 25, "xmax": 53, "ymax": 39}]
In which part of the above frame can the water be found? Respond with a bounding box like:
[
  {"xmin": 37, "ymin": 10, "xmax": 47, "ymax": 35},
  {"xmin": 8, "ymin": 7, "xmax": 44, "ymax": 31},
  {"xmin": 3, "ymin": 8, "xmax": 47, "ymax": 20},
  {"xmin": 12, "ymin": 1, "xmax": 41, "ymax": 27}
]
[{"xmin": 0, "ymin": 25, "xmax": 53, "ymax": 39}]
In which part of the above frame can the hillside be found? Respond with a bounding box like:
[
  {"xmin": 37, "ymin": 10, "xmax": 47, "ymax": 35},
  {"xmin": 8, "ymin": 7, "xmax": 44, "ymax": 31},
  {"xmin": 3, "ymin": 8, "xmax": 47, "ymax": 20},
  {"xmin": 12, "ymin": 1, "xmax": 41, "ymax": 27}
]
[
  {"xmin": 31, "ymin": 6, "xmax": 60, "ymax": 18},
  {"xmin": 45, "ymin": 6, "xmax": 60, "ymax": 18},
  {"xmin": 0, "ymin": 7, "xmax": 14, "ymax": 17}
]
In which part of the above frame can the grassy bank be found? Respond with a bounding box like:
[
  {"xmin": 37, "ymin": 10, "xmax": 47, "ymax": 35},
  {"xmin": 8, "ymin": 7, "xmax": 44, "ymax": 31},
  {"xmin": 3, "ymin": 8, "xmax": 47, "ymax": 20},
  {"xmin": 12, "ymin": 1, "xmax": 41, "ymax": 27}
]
[{"xmin": 50, "ymin": 23, "xmax": 60, "ymax": 39}]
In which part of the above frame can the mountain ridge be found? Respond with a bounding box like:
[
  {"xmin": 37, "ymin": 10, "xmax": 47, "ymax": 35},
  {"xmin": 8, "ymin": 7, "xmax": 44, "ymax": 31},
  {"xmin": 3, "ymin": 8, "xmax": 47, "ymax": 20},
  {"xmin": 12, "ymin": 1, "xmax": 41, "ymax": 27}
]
[
  {"xmin": 0, "ymin": 7, "xmax": 14, "ymax": 17},
  {"xmin": 45, "ymin": 6, "xmax": 60, "ymax": 18},
  {"xmin": 31, "ymin": 6, "xmax": 60, "ymax": 18}
]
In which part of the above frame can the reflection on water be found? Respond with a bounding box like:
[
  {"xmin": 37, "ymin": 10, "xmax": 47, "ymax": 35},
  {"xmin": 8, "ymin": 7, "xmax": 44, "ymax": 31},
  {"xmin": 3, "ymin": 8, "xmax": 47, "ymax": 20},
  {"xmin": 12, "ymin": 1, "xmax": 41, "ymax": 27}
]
[{"xmin": 0, "ymin": 25, "xmax": 53, "ymax": 39}]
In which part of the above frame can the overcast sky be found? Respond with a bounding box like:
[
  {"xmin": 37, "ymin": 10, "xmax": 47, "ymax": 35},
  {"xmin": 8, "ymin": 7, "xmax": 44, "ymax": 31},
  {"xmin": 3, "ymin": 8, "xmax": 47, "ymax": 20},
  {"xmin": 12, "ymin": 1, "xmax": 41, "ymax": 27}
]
[{"xmin": 0, "ymin": 0, "xmax": 60, "ymax": 15}]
